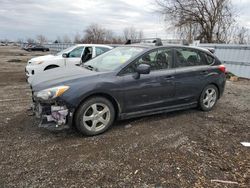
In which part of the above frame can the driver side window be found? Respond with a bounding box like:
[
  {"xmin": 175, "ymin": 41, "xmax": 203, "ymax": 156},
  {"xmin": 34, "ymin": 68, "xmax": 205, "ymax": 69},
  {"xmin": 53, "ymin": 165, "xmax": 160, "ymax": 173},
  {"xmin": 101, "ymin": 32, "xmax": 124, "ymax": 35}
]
[
  {"xmin": 122, "ymin": 48, "xmax": 172, "ymax": 74},
  {"xmin": 68, "ymin": 47, "xmax": 84, "ymax": 58}
]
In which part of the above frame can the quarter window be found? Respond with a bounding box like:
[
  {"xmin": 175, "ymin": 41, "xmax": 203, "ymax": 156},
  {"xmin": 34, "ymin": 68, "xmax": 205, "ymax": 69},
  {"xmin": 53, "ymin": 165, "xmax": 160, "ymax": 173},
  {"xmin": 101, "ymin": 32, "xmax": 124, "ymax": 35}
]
[{"xmin": 205, "ymin": 54, "xmax": 215, "ymax": 65}]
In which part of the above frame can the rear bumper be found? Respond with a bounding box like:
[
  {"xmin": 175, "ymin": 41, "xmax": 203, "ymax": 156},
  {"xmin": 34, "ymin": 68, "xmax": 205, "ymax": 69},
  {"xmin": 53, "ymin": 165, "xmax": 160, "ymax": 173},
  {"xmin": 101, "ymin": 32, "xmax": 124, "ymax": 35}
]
[{"xmin": 218, "ymin": 75, "xmax": 226, "ymax": 98}]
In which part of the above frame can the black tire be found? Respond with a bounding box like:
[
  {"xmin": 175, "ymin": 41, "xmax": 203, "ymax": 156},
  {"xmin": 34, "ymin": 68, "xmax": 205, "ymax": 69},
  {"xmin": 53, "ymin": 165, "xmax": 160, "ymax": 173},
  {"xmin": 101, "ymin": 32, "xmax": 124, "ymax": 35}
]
[
  {"xmin": 199, "ymin": 84, "xmax": 219, "ymax": 111},
  {"xmin": 75, "ymin": 97, "xmax": 115, "ymax": 136},
  {"xmin": 44, "ymin": 65, "xmax": 59, "ymax": 71}
]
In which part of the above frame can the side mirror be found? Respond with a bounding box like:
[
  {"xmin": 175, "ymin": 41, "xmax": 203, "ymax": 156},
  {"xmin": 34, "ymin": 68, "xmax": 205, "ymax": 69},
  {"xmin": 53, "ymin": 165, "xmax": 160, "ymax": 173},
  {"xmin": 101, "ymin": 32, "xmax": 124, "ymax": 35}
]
[
  {"xmin": 62, "ymin": 53, "xmax": 69, "ymax": 58},
  {"xmin": 133, "ymin": 64, "xmax": 150, "ymax": 79},
  {"xmin": 136, "ymin": 64, "xmax": 150, "ymax": 74}
]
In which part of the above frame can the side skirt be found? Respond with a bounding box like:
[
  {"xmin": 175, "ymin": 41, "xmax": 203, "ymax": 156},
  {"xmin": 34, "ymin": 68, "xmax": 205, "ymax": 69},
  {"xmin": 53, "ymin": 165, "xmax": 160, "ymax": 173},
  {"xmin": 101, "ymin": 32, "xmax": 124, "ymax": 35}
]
[{"xmin": 119, "ymin": 102, "xmax": 198, "ymax": 120}]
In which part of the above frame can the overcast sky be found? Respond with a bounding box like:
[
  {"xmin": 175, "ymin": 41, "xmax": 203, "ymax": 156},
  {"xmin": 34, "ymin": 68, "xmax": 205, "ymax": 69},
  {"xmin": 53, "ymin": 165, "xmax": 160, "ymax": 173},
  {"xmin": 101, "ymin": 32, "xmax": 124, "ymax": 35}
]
[{"xmin": 0, "ymin": 0, "xmax": 250, "ymax": 41}]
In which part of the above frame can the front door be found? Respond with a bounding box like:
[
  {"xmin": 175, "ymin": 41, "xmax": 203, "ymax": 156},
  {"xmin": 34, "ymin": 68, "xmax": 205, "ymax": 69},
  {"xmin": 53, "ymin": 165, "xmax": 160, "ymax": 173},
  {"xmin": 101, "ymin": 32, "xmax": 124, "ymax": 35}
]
[
  {"xmin": 65, "ymin": 46, "xmax": 84, "ymax": 66},
  {"xmin": 120, "ymin": 48, "xmax": 176, "ymax": 113}
]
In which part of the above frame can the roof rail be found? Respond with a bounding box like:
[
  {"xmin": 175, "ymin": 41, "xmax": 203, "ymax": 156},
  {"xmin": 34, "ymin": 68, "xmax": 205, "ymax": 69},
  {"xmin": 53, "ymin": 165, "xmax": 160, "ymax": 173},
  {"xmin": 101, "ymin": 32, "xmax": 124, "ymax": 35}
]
[{"xmin": 125, "ymin": 38, "xmax": 163, "ymax": 46}]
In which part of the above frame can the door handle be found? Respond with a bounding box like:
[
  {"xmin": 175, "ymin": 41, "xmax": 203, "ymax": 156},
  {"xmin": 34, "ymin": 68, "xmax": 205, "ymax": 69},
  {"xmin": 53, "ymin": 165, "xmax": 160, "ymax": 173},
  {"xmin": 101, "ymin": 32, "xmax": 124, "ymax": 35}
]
[
  {"xmin": 164, "ymin": 75, "xmax": 175, "ymax": 80},
  {"xmin": 200, "ymin": 70, "xmax": 208, "ymax": 75}
]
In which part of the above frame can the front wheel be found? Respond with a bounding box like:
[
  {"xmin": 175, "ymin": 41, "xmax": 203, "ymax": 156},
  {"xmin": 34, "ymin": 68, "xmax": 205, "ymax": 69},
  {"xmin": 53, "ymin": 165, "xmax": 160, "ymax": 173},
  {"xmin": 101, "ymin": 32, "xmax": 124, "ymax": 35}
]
[
  {"xmin": 75, "ymin": 97, "xmax": 115, "ymax": 136},
  {"xmin": 199, "ymin": 85, "xmax": 218, "ymax": 111}
]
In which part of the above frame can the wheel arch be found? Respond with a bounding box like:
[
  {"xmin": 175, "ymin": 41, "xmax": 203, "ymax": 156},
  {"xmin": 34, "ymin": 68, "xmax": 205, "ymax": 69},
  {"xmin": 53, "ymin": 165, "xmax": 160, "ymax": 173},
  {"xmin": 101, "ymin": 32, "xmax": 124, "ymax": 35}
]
[
  {"xmin": 74, "ymin": 92, "xmax": 121, "ymax": 122},
  {"xmin": 207, "ymin": 82, "xmax": 221, "ymax": 98},
  {"xmin": 44, "ymin": 64, "xmax": 60, "ymax": 71}
]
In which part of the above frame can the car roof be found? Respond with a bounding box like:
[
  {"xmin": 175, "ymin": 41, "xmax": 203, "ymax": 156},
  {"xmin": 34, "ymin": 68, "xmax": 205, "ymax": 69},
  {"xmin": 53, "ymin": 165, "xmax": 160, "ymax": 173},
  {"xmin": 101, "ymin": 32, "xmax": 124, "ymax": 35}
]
[
  {"xmin": 118, "ymin": 44, "xmax": 213, "ymax": 55},
  {"xmin": 75, "ymin": 44, "xmax": 113, "ymax": 49},
  {"xmin": 74, "ymin": 43, "xmax": 212, "ymax": 55}
]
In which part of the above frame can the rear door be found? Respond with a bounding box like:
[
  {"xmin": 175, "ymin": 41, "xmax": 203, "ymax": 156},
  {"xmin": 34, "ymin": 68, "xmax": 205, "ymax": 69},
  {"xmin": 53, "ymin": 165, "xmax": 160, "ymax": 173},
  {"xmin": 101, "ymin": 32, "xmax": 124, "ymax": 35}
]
[
  {"xmin": 119, "ymin": 48, "xmax": 176, "ymax": 113},
  {"xmin": 173, "ymin": 47, "xmax": 212, "ymax": 104}
]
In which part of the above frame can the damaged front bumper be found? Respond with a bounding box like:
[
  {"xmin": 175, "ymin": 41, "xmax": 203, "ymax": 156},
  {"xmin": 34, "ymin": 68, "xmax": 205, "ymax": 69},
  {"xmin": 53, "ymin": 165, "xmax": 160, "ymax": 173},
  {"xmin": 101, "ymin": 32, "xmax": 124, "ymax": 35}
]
[{"xmin": 34, "ymin": 101, "xmax": 74, "ymax": 130}]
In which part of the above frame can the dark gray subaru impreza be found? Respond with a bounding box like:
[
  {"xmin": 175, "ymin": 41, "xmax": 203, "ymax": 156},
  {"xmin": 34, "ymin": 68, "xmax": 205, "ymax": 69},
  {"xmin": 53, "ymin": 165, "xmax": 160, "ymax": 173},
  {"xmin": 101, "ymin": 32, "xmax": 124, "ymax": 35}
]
[{"xmin": 31, "ymin": 45, "xmax": 226, "ymax": 136}]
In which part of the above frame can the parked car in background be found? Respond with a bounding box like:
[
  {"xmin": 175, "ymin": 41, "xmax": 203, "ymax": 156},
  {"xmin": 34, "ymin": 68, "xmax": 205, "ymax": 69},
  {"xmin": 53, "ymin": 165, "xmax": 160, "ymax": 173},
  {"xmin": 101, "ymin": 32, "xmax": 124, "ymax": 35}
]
[
  {"xmin": 24, "ymin": 44, "xmax": 50, "ymax": 52},
  {"xmin": 31, "ymin": 44, "xmax": 226, "ymax": 136},
  {"xmin": 0, "ymin": 42, "xmax": 8, "ymax": 46},
  {"xmin": 26, "ymin": 44, "xmax": 113, "ymax": 82}
]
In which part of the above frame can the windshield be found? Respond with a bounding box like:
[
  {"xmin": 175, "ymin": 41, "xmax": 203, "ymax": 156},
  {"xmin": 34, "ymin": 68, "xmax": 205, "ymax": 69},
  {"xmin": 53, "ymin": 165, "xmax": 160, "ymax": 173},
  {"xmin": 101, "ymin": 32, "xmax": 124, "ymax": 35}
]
[
  {"xmin": 56, "ymin": 45, "xmax": 77, "ymax": 56},
  {"xmin": 84, "ymin": 46, "xmax": 145, "ymax": 72}
]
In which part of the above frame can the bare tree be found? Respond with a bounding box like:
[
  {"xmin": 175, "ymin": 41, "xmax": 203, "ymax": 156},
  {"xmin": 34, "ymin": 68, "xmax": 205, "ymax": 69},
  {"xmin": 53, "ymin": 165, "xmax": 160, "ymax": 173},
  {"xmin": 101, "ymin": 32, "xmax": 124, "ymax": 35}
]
[
  {"xmin": 26, "ymin": 38, "xmax": 35, "ymax": 44},
  {"xmin": 83, "ymin": 23, "xmax": 118, "ymax": 44},
  {"xmin": 110, "ymin": 36, "xmax": 124, "ymax": 44},
  {"xmin": 123, "ymin": 26, "xmax": 144, "ymax": 41},
  {"xmin": 138, "ymin": 30, "xmax": 144, "ymax": 40},
  {"xmin": 217, "ymin": 25, "xmax": 250, "ymax": 44},
  {"xmin": 17, "ymin": 38, "xmax": 24, "ymax": 44},
  {"xmin": 36, "ymin": 35, "xmax": 47, "ymax": 44},
  {"xmin": 103, "ymin": 30, "xmax": 114, "ymax": 42},
  {"xmin": 63, "ymin": 35, "xmax": 72, "ymax": 43},
  {"xmin": 234, "ymin": 27, "xmax": 249, "ymax": 44},
  {"xmin": 74, "ymin": 33, "xmax": 82, "ymax": 43},
  {"xmin": 55, "ymin": 36, "xmax": 62, "ymax": 43},
  {"xmin": 83, "ymin": 24, "xmax": 106, "ymax": 43},
  {"xmin": 156, "ymin": 0, "xmax": 235, "ymax": 43}
]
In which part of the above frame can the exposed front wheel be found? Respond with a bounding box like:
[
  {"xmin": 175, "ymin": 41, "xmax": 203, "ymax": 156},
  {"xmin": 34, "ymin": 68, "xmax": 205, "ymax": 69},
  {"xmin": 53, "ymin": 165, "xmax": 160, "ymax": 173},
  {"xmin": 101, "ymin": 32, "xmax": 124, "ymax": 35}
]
[
  {"xmin": 199, "ymin": 85, "xmax": 218, "ymax": 111},
  {"xmin": 75, "ymin": 97, "xmax": 115, "ymax": 136}
]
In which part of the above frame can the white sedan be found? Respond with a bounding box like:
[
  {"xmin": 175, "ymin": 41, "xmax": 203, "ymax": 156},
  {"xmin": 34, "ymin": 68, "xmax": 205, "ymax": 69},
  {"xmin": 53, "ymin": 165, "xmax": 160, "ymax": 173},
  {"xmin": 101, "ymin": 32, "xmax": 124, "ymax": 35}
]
[{"xmin": 25, "ymin": 44, "xmax": 113, "ymax": 81}]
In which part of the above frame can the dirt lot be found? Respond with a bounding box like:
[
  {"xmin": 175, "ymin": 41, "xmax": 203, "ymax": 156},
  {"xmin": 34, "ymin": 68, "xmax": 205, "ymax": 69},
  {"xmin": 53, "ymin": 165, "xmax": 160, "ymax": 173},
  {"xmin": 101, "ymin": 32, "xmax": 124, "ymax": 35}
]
[{"xmin": 0, "ymin": 46, "xmax": 249, "ymax": 188}]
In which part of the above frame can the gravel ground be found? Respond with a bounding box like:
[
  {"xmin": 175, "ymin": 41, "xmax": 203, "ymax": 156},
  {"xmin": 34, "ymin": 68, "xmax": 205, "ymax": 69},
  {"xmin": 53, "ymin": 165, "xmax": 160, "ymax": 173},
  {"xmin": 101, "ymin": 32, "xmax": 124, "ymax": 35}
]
[{"xmin": 0, "ymin": 46, "xmax": 249, "ymax": 188}]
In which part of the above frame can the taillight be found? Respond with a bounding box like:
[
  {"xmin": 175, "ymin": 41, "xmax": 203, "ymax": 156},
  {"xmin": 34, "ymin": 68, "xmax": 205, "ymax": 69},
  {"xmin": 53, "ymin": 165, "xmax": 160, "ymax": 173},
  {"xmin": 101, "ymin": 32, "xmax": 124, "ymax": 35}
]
[{"xmin": 218, "ymin": 65, "xmax": 226, "ymax": 73}]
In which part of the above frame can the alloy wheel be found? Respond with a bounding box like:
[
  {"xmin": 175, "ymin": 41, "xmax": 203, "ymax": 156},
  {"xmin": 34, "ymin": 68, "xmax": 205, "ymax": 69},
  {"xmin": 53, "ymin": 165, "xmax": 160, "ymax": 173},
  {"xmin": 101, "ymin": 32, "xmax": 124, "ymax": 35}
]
[
  {"xmin": 83, "ymin": 103, "xmax": 111, "ymax": 132},
  {"xmin": 203, "ymin": 88, "xmax": 217, "ymax": 109}
]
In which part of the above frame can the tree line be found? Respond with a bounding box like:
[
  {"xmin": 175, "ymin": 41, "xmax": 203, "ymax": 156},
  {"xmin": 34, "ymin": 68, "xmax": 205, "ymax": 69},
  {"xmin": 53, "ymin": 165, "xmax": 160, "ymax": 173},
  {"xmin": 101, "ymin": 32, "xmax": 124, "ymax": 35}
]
[{"xmin": 21, "ymin": 24, "xmax": 144, "ymax": 45}]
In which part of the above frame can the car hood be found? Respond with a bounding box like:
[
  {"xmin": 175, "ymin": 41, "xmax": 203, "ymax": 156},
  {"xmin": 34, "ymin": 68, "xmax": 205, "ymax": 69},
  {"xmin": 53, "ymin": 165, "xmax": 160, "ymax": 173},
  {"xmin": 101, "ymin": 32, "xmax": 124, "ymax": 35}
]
[
  {"xmin": 30, "ymin": 66, "xmax": 100, "ymax": 91},
  {"xmin": 29, "ymin": 55, "xmax": 59, "ymax": 64}
]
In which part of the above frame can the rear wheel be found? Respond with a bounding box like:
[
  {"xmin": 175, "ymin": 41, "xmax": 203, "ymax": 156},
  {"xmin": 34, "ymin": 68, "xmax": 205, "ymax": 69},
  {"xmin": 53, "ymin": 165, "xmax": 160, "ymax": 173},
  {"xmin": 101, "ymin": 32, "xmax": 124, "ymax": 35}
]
[
  {"xmin": 75, "ymin": 97, "xmax": 115, "ymax": 136},
  {"xmin": 199, "ymin": 85, "xmax": 218, "ymax": 111}
]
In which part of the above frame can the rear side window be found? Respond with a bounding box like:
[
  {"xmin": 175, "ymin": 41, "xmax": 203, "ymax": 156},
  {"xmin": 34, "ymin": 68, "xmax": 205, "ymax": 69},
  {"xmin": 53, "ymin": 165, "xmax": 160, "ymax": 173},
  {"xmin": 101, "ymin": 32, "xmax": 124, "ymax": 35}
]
[{"xmin": 175, "ymin": 48, "xmax": 208, "ymax": 67}]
